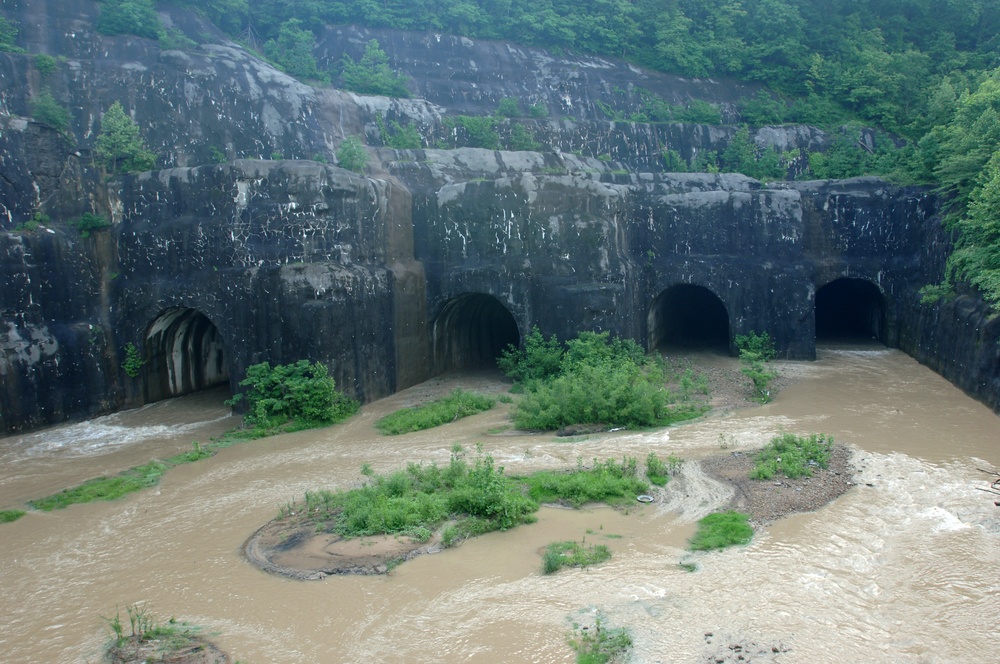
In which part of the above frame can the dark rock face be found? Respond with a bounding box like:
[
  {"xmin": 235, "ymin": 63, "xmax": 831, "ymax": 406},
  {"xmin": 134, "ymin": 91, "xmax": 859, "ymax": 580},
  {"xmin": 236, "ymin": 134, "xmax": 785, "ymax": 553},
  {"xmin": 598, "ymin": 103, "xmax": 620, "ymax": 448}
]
[{"xmin": 0, "ymin": 2, "xmax": 997, "ymax": 433}]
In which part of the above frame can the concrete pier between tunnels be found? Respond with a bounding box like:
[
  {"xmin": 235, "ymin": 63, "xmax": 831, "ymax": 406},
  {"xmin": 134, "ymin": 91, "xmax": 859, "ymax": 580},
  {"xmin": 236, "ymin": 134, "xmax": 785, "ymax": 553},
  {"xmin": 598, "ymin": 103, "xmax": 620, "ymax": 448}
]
[
  {"xmin": 648, "ymin": 284, "xmax": 731, "ymax": 353},
  {"xmin": 144, "ymin": 308, "xmax": 230, "ymax": 402},
  {"xmin": 431, "ymin": 294, "xmax": 520, "ymax": 373}
]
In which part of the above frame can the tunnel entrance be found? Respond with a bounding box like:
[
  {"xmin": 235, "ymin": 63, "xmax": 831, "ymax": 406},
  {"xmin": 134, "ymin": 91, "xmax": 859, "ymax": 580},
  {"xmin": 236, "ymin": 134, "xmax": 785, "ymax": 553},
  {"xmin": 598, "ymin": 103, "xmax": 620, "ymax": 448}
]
[
  {"xmin": 648, "ymin": 284, "xmax": 730, "ymax": 353},
  {"xmin": 144, "ymin": 308, "xmax": 230, "ymax": 402},
  {"xmin": 815, "ymin": 278, "xmax": 886, "ymax": 344},
  {"xmin": 432, "ymin": 294, "xmax": 520, "ymax": 373}
]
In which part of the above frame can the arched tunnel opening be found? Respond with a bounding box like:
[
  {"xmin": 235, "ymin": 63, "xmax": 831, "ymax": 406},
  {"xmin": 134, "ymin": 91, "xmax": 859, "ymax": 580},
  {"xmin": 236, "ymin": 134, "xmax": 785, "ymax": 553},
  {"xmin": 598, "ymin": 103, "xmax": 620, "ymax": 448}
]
[
  {"xmin": 648, "ymin": 284, "xmax": 731, "ymax": 353},
  {"xmin": 144, "ymin": 308, "xmax": 230, "ymax": 402},
  {"xmin": 432, "ymin": 293, "xmax": 520, "ymax": 373},
  {"xmin": 815, "ymin": 278, "xmax": 886, "ymax": 344}
]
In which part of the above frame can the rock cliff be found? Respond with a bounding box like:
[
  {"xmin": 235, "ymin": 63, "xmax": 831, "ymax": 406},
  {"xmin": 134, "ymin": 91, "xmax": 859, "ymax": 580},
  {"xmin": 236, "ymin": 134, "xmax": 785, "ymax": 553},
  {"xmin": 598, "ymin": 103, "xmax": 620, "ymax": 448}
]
[{"xmin": 0, "ymin": 0, "xmax": 996, "ymax": 433}]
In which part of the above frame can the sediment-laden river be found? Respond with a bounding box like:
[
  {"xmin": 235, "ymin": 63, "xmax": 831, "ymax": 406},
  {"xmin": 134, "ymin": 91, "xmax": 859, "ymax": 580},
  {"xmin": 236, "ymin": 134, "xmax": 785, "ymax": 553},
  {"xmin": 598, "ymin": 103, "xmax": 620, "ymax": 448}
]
[{"xmin": 0, "ymin": 348, "xmax": 997, "ymax": 663}]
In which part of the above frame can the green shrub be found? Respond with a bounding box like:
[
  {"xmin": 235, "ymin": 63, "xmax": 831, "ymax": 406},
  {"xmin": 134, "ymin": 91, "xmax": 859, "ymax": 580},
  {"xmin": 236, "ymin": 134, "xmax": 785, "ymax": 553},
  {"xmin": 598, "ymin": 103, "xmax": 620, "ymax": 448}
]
[
  {"xmin": 96, "ymin": 0, "xmax": 162, "ymax": 39},
  {"xmin": 226, "ymin": 359, "xmax": 358, "ymax": 431},
  {"xmin": 96, "ymin": 101, "xmax": 157, "ymax": 173},
  {"xmin": 504, "ymin": 330, "xmax": 708, "ymax": 430},
  {"xmin": 645, "ymin": 451, "xmax": 679, "ymax": 486},
  {"xmin": 375, "ymin": 389, "xmax": 497, "ymax": 435},
  {"xmin": 443, "ymin": 114, "xmax": 501, "ymax": 149},
  {"xmin": 542, "ymin": 541, "xmax": 611, "ymax": 574},
  {"xmin": 0, "ymin": 16, "xmax": 23, "ymax": 53},
  {"xmin": 736, "ymin": 331, "xmax": 777, "ymax": 402},
  {"xmin": 70, "ymin": 213, "xmax": 111, "ymax": 238},
  {"xmin": 750, "ymin": 431, "xmax": 833, "ymax": 480},
  {"xmin": 384, "ymin": 121, "xmax": 423, "ymax": 149},
  {"xmin": 123, "ymin": 342, "xmax": 145, "ymax": 378},
  {"xmin": 336, "ymin": 136, "xmax": 368, "ymax": 173},
  {"xmin": 34, "ymin": 53, "xmax": 58, "ymax": 76},
  {"xmin": 688, "ymin": 511, "xmax": 753, "ymax": 551},
  {"xmin": 497, "ymin": 97, "xmax": 521, "ymax": 117},
  {"xmin": 0, "ymin": 509, "xmax": 25, "ymax": 523},
  {"xmin": 507, "ymin": 123, "xmax": 541, "ymax": 151},
  {"xmin": 263, "ymin": 19, "xmax": 327, "ymax": 82},
  {"xmin": 30, "ymin": 90, "xmax": 71, "ymax": 134},
  {"xmin": 339, "ymin": 39, "xmax": 409, "ymax": 97}
]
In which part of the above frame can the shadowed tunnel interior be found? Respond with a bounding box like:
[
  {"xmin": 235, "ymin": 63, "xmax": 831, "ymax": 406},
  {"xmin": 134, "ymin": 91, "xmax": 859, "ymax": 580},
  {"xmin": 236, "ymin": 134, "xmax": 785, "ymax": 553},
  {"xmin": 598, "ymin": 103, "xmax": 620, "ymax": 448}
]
[
  {"xmin": 815, "ymin": 278, "xmax": 886, "ymax": 343},
  {"xmin": 648, "ymin": 284, "xmax": 730, "ymax": 352},
  {"xmin": 431, "ymin": 293, "xmax": 520, "ymax": 372},
  {"xmin": 144, "ymin": 308, "xmax": 230, "ymax": 402}
]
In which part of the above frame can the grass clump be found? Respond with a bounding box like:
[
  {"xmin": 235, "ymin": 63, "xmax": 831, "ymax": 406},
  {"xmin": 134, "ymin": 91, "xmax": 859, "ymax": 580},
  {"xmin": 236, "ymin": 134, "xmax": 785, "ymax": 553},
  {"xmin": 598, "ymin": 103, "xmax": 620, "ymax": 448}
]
[
  {"xmin": 645, "ymin": 451, "xmax": 681, "ymax": 486},
  {"xmin": 520, "ymin": 457, "xmax": 648, "ymax": 508},
  {"xmin": 568, "ymin": 617, "xmax": 633, "ymax": 664},
  {"xmin": 688, "ymin": 510, "xmax": 753, "ymax": 551},
  {"xmin": 27, "ymin": 443, "xmax": 212, "ymax": 512},
  {"xmin": 750, "ymin": 431, "xmax": 833, "ymax": 480},
  {"xmin": 0, "ymin": 509, "xmax": 26, "ymax": 523},
  {"xmin": 105, "ymin": 604, "xmax": 214, "ymax": 664},
  {"xmin": 500, "ymin": 329, "xmax": 709, "ymax": 431},
  {"xmin": 283, "ymin": 449, "xmax": 538, "ymax": 545},
  {"xmin": 542, "ymin": 541, "xmax": 611, "ymax": 574},
  {"xmin": 278, "ymin": 450, "xmax": 654, "ymax": 549},
  {"xmin": 375, "ymin": 389, "xmax": 497, "ymax": 435}
]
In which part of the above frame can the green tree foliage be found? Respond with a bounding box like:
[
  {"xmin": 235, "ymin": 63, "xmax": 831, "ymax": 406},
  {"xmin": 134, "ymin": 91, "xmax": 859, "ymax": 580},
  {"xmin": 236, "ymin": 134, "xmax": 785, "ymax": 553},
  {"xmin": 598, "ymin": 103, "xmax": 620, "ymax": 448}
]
[
  {"xmin": 95, "ymin": 101, "xmax": 157, "ymax": 174},
  {"xmin": 96, "ymin": 0, "xmax": 162, "ymax": 39},
  {"xmin": 339, "ymin": 39, "xmax": 410, "ymax": 97},
  {"xmin": 263, "ymin": 19, "xmax": 327, "ymax": 81},
  {"xmin": 946, "ymin": 152, "xmax": 1000, "ymax": 306},
  {"xmin": 30, "ymin": 91, "xmax": 71, "ymax": 134},
  {"xmin": 227, "ymin": 359, "xmax": 359, "ymax": 430},
  {"xmin": 336, "ymin": 136, "xmax": 369, "ymax": 172},
  {"xmin": 0, "ymin": 16, "xmax": 24, "ymax": 52},
  {"xmin": 34, "ymin": 54, "xmax": 58, "ymax": 76}
]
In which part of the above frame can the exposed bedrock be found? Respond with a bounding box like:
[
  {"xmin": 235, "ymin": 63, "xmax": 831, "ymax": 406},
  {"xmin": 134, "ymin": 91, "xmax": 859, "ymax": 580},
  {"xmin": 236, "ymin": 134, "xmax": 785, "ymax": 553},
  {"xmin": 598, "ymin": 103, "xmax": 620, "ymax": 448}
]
[{"xmin": 0, "ymin": 2, "xmax": 997, "ymax": 432}]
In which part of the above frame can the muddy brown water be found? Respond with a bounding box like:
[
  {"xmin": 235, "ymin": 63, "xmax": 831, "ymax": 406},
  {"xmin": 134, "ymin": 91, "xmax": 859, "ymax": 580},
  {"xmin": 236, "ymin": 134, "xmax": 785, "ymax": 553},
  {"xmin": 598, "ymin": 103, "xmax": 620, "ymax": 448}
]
[{"xmin": 1, "ymin": 348, "xmax": 998, "ymax": 663}]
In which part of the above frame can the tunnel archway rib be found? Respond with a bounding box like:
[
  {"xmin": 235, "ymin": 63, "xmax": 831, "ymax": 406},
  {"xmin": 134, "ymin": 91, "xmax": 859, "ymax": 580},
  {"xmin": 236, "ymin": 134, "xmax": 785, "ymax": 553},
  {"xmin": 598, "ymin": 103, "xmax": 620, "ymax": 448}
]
[
  {"xmin": 431, "ymin": 293, "xmax": 520, "ymax": 374},
  {"xmin": 647, "ymin": 284, "xmax": 731, "ymax": 353},
  {"xmin": 815, "ymin": 278, "xmax": 887, "ymax": 344},
  {"xmin": 144, "ymin": 308, "xmax": 230, "ymax": 402}
]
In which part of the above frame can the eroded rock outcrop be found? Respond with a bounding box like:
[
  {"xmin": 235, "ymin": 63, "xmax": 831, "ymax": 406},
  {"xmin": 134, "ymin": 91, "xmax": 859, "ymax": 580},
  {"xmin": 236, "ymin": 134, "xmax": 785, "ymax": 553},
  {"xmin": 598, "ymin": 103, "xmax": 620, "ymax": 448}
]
[{"xmin": 1, "ymin": 1, "xmax": 997, "ymax": 433}]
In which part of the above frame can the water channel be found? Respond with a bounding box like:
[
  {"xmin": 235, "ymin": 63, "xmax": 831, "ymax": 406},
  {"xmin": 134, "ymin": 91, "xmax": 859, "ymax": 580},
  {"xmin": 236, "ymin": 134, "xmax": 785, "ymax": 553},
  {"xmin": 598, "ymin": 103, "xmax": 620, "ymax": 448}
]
[{"xmin": 0, "ymin": 348, "xmax": 997, "ymax": 663}]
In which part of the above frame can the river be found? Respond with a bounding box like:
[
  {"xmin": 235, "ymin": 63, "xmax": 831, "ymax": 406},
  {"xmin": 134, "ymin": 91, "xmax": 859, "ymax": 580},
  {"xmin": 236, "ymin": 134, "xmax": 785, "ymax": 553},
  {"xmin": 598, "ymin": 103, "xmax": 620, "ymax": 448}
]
[{"xmin": 0, "ymin": 348, "xmax": 997, "ymax": 663}]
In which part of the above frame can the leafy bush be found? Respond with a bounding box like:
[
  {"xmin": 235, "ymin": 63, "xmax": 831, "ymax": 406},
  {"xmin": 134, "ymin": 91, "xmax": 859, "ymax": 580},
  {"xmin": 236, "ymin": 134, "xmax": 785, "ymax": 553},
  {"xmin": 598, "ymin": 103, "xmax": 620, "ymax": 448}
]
[
  {"xmin": 750, "ymin": 431, "xmax": 833, "ymax": 480},
  {"xmin": 30, "ymin": 90, "xmax": 71, "ymax": 134},
  {"xmin": 507, "ymin": 123, "xmax": 542, "ymax": 151},
  {"xmin": 688, "ymin": 511, "xmax": 753, "ymax": 551},
  {"xmin": 0, "ymin": 16, "xmax": 23, "ymax": 53},
  {"xmin": 375, "ymin": 389, "xmax": 497, "ymax": 435},
  {"xmin": 70, "ymin": 213, "xmax": 111, "ymax": 238},
  {"xmin": 34, "ymin": 54, "xmax": 58, "ymax": 76},
  {"xmin": 336, "ymin": 136, "xmax": 368, "ymax": 173},
  {"xmin": 96, "ymin": 0, "xmax": 162, "ymax": 39},
  {"xmin": 505, "ymin": 331, "xmax": 707, "ymax": 430},
  {"xmin": 736, "ymin": 331, "xmax": 777, "ymax": 403},
  {"xmin": 123, "ymin": 342, "xmax": 145, "ymax": 378},
  {"xmin": 95, "ymin": 101, "xmax": 157, "ymax": 173},
  {"xmin": 384, "ymin": 120, "xmax": 423, "ymax": 149},
  {"xmin": 542, "ymin": 541, "xmax": 611, "ymax": 574},
  {"xmin": 443, "ymin": 114, "xmax": 501, "ymax": 149},
  {"xmin": 339, "ymin": 39, "xmax": 410, "ymax": 97},
  {"xmin": 645, "ymin": 451, "xmax": 680, "ymax": 486},
  {"xmin": 226, "ymin": 359, "xmax": 358, "ymax": 431},
  {"xmin": 497, "ymin": 97, "xmax": 521, "ymax": 117},
  {"xmin": 263, "ymin": 18, "xmax": 327, "ymax": 81}
]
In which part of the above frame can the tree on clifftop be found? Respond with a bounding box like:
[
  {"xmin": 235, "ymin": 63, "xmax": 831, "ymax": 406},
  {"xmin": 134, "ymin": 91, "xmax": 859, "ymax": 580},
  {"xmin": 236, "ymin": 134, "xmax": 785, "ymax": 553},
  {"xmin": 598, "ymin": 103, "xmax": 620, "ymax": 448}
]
[
  {"xmin": 95, "ymin": 101, "xmax": 157, "ymax": 174},
  {"xmin": 339, "ymin": 40, "xmax": 410, "ymax": 98}
]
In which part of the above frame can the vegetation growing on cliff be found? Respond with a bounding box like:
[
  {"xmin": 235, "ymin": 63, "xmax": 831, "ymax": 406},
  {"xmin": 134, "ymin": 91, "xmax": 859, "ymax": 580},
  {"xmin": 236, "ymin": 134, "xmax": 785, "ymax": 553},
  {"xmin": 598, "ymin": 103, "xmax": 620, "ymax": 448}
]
[
  {"xmin": 338, "ymin": 39, "xmax": 410, "ymax": 97},
  {"xmin": 96, "ymin": 101, "xmax": 157, "ymax": 174},
  {"xmin": 500, "ymin": 329, "xmax": 708, "ymax": 431}
]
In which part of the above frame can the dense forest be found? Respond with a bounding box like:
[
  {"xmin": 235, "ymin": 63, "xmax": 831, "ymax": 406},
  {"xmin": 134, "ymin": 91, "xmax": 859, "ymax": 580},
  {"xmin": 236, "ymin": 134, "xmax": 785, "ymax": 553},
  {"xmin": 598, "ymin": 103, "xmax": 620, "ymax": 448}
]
[{"xmin": 3, "ymin": 0, "xmax": 1000, "ymax": 305}]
